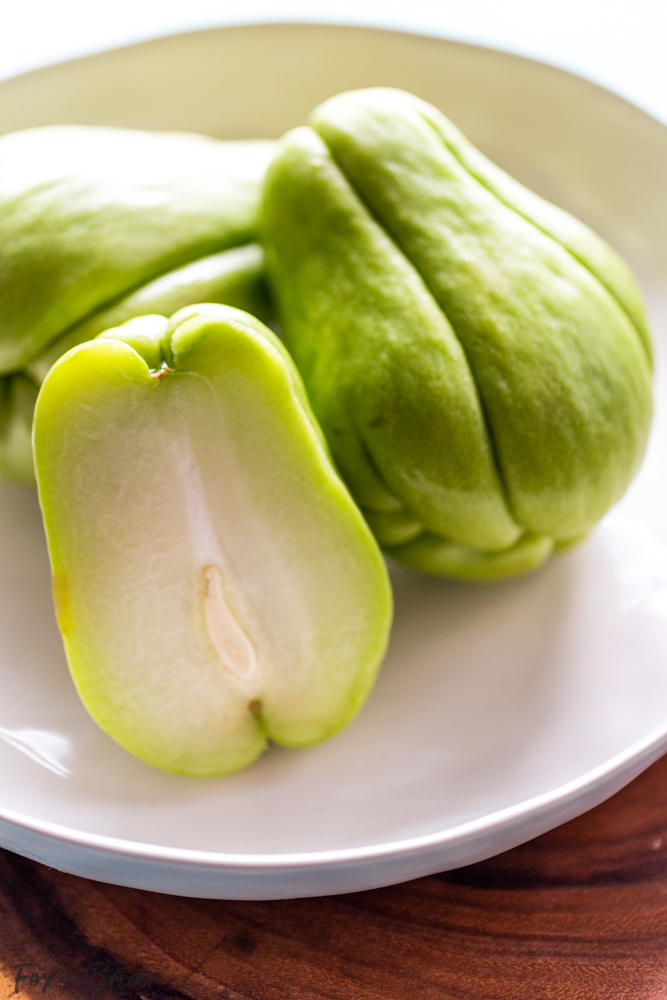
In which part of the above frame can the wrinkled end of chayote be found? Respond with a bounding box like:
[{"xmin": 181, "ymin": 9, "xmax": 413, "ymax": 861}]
[
  {"xmin": 33, "ymin": 306, "xmax": 392, "ymax": 776},
  {"xmin": 262, "ymin": 87, "xmax": 653, "ymax": 582}
]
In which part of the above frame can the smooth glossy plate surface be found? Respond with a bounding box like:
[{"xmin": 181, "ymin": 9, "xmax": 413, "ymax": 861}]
[{"xmin": 1, "ymin": 23, "xmax": 667, "ymax": 899}]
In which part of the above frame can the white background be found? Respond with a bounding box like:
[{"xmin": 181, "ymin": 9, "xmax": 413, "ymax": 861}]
[{"xmin": 2, "ymin": 0, "xmax": 667, "ymax": 123}]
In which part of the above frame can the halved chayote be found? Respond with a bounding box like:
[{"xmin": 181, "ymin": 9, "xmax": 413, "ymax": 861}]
[
  {"xmin": 0, "ymin": 125, "xmax": 275, "ymax": 481},
  {"xmin": 33, "ymin": 305, "xmax": 392, "ymax": 776},
  {"xmin": 262, "ymin": 88, "xmax": 653, "ymax": 581}
]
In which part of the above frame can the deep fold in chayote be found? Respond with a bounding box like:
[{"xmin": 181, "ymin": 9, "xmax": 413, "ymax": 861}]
[
  {"xmin": 262, "ymin": 87, "xmax": 654, "ymax": 581},
  {"xmin": 0, "ymin": 125, "xmax": 275, "ymax": 480},
  {"xmin": 33, "ymin": 305, "xmax": 392, "ymax": 775}
]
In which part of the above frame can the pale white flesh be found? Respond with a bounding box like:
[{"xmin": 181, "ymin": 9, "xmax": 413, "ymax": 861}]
[{"xmin": 37, "ymin": 330, "xmax": 390, "ymax": 775}]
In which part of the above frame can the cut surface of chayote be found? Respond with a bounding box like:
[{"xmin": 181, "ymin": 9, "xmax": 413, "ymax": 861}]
[
  {"xmin": 262, "ymin": 87, "xmax": 653, "ymax": 581},
  {"xmin": 0, "ymin": 125, "xmax": 275, "ymax": 481},
  {"xmin": 33, "ymin": 306, "xmax": 392, "ymax": 776}
]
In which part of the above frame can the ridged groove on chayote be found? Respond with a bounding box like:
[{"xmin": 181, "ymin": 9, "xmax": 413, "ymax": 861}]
[
  {"xmin": 262, "ymin": 87, "xmax": 653, "ymax": 581},
  {"xmin": 0, "ymin": 125, "xmax": 275, "ymax": 481}
]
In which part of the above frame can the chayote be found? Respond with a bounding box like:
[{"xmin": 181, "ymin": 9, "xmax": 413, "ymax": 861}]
[
  {"xmin": 0, "ymin": 125, "xmax": 275, "ymax": 481},
  {"xmin": 262, "ymin": 88, "xmax": 653, "ymax": 581},
  {"xmin": 33, "ymin": 305, "xmax": 392, "ymax": 775}
]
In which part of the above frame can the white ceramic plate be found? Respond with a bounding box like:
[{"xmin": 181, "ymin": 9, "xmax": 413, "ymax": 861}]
[{"xmin": 1, "ymin": 23, "xmax": 667, "ymax": 900}]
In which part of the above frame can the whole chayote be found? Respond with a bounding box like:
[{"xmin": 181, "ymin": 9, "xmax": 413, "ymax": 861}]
[
  {"xmin": 0, "ymin": 125, "xmax": 275, "ymax": 480},
  {"xmin": 262, "ymin": 88, "xmax": 653, "ymax": 581}
]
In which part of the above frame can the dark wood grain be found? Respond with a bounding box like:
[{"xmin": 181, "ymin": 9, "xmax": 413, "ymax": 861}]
[{"xmin": 2, "ymin": 754, "xmax": 667, "ymax": 1000}]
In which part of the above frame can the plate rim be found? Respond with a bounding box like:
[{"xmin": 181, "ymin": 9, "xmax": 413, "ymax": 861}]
[
  {"xmin": 3, "ymin": 18, "xmax": 666, "ymax": 138},
  {"xmin": 1, "ymin": 718, "xmax": 666, "ymax": 870}
]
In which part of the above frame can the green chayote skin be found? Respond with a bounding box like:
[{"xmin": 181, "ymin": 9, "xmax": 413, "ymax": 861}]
[
  {"xmin": 262, "ymin": 88, "xmax": 654, "ymax": 581},
  {"xmin": 0, "ymin": 125, "xmax": 275, "ymax": 481}
]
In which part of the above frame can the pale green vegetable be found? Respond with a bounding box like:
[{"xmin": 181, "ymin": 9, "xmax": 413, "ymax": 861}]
[
  {"xmin": 262, "ymin": 87, "xmax": 653, "ymax": 581},
  {"xmin": 34, "ymin": 305, "xmax": 392, "ymax": 776},
  {"xmin": 0, "ymin": 125, "xmax": 275, "ymax": 481}
]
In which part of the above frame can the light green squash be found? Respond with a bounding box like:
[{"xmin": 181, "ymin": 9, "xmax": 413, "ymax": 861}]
[
  {"xmin": 262, "ymin": 88, "xmax": 653, "ymax": 581},
  {"xmin": 0, "ymin": 125, "xmax": 275, "ymax": 481},
  {"xmin": 33, "ymin": 305, "xmax": 392, "ymax": 776}
]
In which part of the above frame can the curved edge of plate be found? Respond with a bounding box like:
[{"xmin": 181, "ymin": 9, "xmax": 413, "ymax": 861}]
[{"xmin": 0, "ymin": 721, "xmax": 665, "ymax": 899}]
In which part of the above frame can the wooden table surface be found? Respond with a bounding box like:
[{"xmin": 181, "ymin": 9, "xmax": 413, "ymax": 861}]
[{"xmin": 2, "ymin": 752, "xmax": 667, "ymax": 1000}]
